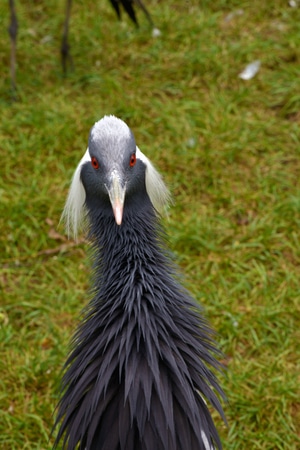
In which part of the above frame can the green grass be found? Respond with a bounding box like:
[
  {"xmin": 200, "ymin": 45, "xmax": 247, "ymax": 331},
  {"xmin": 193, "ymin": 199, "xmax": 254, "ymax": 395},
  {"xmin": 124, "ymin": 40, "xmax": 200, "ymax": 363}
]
[{"xmin": 1, "ymin": 0, "xmax": 300, "ymax": 448}]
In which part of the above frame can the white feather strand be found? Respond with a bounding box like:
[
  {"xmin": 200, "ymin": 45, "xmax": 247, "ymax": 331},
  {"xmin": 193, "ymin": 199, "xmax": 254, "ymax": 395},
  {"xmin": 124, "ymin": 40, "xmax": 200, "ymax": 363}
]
[
  {"xmin": 136, "ymin": 146, "xmax": 170, "ymax": 215},
  {"xmin": 61, "ymin": 148, "xmax": 91, "ymax": 239}
]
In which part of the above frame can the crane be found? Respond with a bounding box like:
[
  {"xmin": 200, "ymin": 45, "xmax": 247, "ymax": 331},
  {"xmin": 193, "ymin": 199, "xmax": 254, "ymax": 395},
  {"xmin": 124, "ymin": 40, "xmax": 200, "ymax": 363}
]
[{"xmin": 53, "ymin": 115, "xmax": 226, "ymax": 449}]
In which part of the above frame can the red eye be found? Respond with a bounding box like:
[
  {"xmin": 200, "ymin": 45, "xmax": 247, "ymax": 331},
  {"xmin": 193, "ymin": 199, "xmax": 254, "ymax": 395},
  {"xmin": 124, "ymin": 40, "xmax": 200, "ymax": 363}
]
[
  {"xmin": 91, "ymin": 156, "xmax": 99, "ymax": 169},
  {"xmin": 129, "ymin": 153, "xmax": 136, "ymax": 167}
]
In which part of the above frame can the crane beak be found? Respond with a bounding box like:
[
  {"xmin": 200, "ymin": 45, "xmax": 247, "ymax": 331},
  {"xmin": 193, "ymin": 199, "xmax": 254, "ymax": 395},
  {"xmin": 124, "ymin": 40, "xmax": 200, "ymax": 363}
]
[{"xmin": 107, "ymin": 170, "xmax": 126, "ymax": 225}]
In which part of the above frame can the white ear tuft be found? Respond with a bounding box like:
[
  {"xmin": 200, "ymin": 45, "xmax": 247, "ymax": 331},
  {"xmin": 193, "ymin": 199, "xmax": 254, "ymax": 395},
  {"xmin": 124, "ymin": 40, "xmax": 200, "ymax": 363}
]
[
  {"xmin": 61, "ymin": 148, "xmax": 91, "ymax": 239},
  {"xmin": 136, "ymin": 147, "xmax": 171, "ymax": 215}
]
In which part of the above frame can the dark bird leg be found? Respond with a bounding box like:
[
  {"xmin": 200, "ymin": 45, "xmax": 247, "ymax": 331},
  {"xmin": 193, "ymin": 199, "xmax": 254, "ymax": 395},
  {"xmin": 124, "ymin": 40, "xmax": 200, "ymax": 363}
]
[
  {"xmin": 8, "ymin": 0, "xmax": 18, "ymax": 99},
  {"xmin": 109, "ymin": 0, "xmax": 138, "ymax": 25},
  {"xmin": 110, "ymin": 0, "xmax": 122, "ymax": 20},
  {"xmin": 109, "ymin": 0, "xmax": 155, "ymax": 27},
  {"xmin": 134, "ymin": 0, "xmax": 154, "ymax": 27},
  {"xmin": 61, "ymin": 0, "xmax": 74, "ymax": 75}
]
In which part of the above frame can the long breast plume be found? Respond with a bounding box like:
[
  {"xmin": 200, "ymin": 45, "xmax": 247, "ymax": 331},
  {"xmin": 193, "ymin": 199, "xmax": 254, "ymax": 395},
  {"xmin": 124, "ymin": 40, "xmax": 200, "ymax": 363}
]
[{"xmin": 54, "ymin": 115, "xmax": 226, "ymax": 450}]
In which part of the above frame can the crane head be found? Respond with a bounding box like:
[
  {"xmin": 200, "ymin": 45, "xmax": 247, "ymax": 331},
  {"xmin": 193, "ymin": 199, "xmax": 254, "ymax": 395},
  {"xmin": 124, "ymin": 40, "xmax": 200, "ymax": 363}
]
[{"xmin": 61, "ymin": 115, "xmax": 170, "ymax": 239}]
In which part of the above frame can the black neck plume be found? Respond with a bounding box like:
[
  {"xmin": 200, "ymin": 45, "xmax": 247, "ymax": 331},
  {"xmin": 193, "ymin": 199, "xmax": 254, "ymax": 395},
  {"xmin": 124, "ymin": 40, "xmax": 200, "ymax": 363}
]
[{"xmin": 54, "ymin": 194, "xmax": 225, "ymax": 450}]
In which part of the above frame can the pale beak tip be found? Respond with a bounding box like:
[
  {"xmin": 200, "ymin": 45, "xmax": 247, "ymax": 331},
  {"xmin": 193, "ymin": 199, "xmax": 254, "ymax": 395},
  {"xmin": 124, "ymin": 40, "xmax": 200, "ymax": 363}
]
[{"xmin": 113, "ymin": 203, "xmax": 123, "ymax": 226}]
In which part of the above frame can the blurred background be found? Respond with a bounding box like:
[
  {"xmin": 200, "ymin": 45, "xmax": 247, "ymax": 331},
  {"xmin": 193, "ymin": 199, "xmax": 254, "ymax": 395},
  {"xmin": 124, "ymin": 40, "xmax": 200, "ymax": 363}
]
[{"xmin": 0, "ymin": 1, "xmax": 299, "ymax": 448}]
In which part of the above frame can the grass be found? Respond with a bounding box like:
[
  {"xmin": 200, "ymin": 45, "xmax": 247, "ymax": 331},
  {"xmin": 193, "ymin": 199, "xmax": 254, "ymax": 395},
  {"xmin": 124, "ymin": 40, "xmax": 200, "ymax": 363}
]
[{"xmin": 0, "ymin": 0, "xmax": 300, "ymax": 448}]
